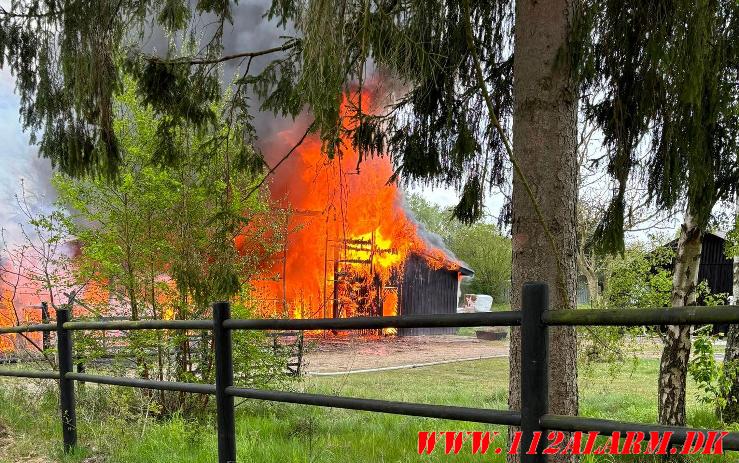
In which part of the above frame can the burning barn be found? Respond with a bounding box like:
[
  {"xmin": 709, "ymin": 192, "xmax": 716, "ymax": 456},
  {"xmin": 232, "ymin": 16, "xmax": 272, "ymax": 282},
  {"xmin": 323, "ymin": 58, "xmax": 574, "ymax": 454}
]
[{"xmin": 237, "ymin": 93, "xmax": 473, "ymax": 334}]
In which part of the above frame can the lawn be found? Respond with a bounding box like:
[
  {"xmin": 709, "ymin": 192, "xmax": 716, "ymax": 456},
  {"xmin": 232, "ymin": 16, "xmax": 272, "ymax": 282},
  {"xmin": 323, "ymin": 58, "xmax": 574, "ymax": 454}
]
[{"xmin": 0, "ymin": 358, "xmax": 736, "ymax": 462}]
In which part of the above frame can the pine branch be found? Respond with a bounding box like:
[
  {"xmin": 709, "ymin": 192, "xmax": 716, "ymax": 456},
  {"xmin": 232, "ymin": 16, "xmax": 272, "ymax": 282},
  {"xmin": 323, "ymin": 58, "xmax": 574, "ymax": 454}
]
[
  {"xmin": 145, "ymin": 41, "xmax": 299, "ymax": 66},
  {"xmin": 0, "ymin": 5, "xmax": 67, "ymax": 18}
]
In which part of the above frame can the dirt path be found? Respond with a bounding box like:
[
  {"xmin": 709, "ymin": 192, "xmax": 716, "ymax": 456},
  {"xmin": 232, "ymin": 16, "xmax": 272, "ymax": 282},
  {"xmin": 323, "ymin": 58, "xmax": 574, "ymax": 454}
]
[{"xmin": 302, "ymin": 335, "xmax": 509, "ymax": 374}]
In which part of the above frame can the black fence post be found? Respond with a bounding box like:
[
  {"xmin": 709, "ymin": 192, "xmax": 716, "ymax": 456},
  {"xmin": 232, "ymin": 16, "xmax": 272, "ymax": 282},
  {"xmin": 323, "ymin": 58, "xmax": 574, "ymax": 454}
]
[
  {"xmin": 213, "ymin": 302, "xmax": 236, "ymax": 463},
  {"xmin": 41, "ymin": 302, "xmax": 50, "ymax": 351},
  {"xmin": 521, "ymin": 282, "xmax": 548, "ymax": 463},
  {"xmin": 55, "ymin": 307, "xmax": 77, "ymax": 452}
]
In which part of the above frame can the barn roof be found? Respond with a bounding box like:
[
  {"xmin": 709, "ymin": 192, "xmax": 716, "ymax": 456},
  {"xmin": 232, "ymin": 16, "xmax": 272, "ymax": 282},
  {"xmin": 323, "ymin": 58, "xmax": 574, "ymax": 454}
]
[{"xmin": 458, "ymin": 265, "xmax": 474, "ymax": 276}]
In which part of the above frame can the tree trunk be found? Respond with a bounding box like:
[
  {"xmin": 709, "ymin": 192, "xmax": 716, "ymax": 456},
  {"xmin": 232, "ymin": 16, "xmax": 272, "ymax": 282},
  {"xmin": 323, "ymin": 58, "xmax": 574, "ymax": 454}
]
[
  {"xmin": 658, "ymin": 212, "xmax": 702, "ymax": 426},
  {"xmin": 576, "ymin": 250, "xmax": 600, "ymax": 306},
  {"xmin": 508, "ymin": 0, "xmax": 579, "ymax": 461},
  {"xmin": 722, "ymin": 195, "xmax": 739, "ymax": 423},
  {"xmin": 584, "ymin": 271, "xmax": 600, "ymax": 306}
]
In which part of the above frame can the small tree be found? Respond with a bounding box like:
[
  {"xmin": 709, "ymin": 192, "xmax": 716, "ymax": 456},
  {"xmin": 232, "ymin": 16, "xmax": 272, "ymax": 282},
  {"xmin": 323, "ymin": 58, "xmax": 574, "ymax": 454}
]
[
  {"xmin": 53, "ymin": 80, "xmax": 290, "ymax": 414},
  {"xmin": 0, "ymin": 185, "xmax": 91, "ymax": 367},
  {"xmin": 602, "ymin": 243, "xmax": 673, "ymax": 311}
]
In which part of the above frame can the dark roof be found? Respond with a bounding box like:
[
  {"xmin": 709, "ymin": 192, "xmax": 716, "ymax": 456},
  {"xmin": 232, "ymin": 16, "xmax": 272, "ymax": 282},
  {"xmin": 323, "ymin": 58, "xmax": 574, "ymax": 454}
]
[
  {"xmin": 413, "ymin": 250, "xmax": 475, "ymax": 276},
  {"xmin": 459, "ymin": 265, "xmax": 475, "ymax": 277}
]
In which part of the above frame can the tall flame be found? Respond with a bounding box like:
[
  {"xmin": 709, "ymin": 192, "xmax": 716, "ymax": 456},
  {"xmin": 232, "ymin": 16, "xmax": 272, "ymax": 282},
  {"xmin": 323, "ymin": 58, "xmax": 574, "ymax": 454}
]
[{"xmin": 240, "ymin": 90, "xmax": 457, "ymax": 322}]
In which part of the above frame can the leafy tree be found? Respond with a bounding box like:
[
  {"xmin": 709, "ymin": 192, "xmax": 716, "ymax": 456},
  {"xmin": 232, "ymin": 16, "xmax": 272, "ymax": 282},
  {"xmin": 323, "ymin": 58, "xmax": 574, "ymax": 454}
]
[
  {"xmin": 451, "ymin": 225, "xmax": 511, "ymax": 300},
  {"xmin": 406, "ymin": 195, "xmax": 459, "ymax": 242},
  {"xmin": 573, "ymin": 0, "xmax": 739, "ymax": 427},
  {"xmin": 53, "ymin": 80, "xmax": 289, "ymax": 414},
  {"xmin": 573, "ymin": 241, "xmax": 672, "ymax": 364},
  {"xmin": 602, "ymin": 243, "xmax": 673, "ymax": 311}
]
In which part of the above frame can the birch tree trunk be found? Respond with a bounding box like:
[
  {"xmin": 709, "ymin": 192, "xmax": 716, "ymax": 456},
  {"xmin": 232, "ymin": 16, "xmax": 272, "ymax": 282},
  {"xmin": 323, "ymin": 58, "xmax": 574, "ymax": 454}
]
[
  {"xmin": 658, "ymin": 212, "xmax": 702, "ymax": 426},
  {"xmin": 722, "ymin": 195, "xmax": 739, "ymax": 423},
  {"xmin": 508, "ymin": 0, "xmax": 579, "ymax": 461}
]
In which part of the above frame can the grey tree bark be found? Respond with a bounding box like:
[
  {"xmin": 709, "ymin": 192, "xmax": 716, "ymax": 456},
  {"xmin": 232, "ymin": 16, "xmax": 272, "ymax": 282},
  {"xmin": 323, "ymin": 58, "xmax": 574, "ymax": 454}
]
[
  {"xmin": 722, "ymin": 195, "xmax": 739, "ymax": 423},
  {"xmin": 508, "ymin": 0, "xmax": 579, "ymax": 462},
  {"xmin": 658, "ymin": 211, "xmax": 702, "ymax": 426}
]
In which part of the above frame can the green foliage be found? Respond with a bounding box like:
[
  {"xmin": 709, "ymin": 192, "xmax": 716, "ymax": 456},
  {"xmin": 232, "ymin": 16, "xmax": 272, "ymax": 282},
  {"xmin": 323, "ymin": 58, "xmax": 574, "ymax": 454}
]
[
  {"xmin": 0, "ymin": 0, "xmax": 514, "ymax": 224},
  {"xmin": 688, "ymin": 292, "xmax": 737, "ymax": 420},
  {"xmin": 52, "ymin": 78, "xmax": 291, "ymax": 413},
  {"xmin": 688, "ymin": 328, "xmax": 736, "ymax": 425},
  {"xmin": 698, "ymin": 281, "xmax": 729, "ymax": 308},
  {"xmin": 602, "ymin": 243, "xmax": 673, "ymax": 310},
  {"xmin": 724, "ymin": 214, "xmax": 739, "ymax": 259},
  {"xmin": 406, "ymin": 194, "xmax": 511, "ymax": 301},
  {"xmin": 230, "ymin": 289, "xmax": 296, "ymax": 391},
  {"xmin": 572, "ymin": 0, "xmax": 739, "ymax": 252},
  {"xmin": 450, "ymin": 224, "xmax": 511, "ymax": 299},
  {"xmin": 55, "ymin": 79, "xmax": 274, "ymax": 310},
  {"xmin": 578, "ymin": 241, "xmax": 674, "ymax": 365},
  {"xmin": 689, "ymin": 332, "xmax": 725, "ymax": 408}
]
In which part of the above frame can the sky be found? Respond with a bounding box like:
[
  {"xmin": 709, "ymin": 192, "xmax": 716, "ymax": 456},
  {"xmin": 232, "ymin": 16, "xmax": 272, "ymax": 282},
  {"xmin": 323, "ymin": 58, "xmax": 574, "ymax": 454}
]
[{"xmin": 0, "ymin": 68, "xmax": 57, "ymax": 244}]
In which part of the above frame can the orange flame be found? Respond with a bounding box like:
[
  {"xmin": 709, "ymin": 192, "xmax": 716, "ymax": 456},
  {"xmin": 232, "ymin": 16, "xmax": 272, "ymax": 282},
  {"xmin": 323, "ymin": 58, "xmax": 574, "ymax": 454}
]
[{"xmin": 239, "ymin": 90, "xmax": 458, "ymax": 323}]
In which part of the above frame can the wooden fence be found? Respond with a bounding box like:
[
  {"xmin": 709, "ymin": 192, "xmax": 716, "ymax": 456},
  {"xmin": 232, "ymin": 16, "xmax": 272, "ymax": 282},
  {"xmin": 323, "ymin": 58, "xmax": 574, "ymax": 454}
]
[{"xmin": 0, "ymin": 283, "xmax": 738, "ymax": 462}]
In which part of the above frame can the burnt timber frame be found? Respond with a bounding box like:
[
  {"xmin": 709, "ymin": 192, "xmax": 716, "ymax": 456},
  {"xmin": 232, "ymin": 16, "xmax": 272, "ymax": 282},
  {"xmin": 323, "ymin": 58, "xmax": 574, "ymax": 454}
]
[{"xmin": 0, "ymin": 283, "xmax": 738, "ymax": 462}]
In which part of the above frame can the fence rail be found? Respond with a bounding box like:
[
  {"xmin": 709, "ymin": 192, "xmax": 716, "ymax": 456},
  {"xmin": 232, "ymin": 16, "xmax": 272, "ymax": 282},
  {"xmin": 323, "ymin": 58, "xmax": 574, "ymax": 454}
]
[{"xmin": 0, "ymin": 282, "xmax": 738, "ymax": 462}]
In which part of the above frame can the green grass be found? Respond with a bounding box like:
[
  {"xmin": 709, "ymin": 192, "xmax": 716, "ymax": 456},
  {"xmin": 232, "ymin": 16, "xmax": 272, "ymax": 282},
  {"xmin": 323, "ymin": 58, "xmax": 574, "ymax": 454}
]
[{"xmin": 0, "ymin": 358, "xmax": 737, "ymax": 462}]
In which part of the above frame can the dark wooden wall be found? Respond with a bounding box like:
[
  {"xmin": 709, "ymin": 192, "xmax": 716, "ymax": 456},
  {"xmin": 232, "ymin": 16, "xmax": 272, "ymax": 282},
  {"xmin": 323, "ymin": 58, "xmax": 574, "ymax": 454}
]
[
  {"xmin": 664, "ymin": 232, "xmax": 733, "ymax": 296},
  {"xmin": 398, "ymin": 253, "xmax": 459, "ymax": 336},
  {"xmin": 698, "ymin": 233, "xmax": 733, "ymax": 295},
  {"xmin": 664, "ymin": 232, "xmax": 733, "ymax": 335}
]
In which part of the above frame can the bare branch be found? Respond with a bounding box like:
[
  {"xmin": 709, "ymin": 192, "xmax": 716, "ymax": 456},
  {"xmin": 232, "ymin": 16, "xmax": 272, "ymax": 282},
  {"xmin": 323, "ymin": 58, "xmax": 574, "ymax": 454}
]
[{"xmin": 145, "ymin": 40, "xmax": 299, "ymax": 66}]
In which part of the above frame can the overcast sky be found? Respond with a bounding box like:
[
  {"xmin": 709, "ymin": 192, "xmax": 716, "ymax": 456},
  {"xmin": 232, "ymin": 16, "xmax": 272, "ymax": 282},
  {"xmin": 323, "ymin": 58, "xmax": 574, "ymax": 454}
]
[{"xmin": 0, "ymin": 68, "xmax": 58, "ymax": 244}]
